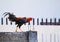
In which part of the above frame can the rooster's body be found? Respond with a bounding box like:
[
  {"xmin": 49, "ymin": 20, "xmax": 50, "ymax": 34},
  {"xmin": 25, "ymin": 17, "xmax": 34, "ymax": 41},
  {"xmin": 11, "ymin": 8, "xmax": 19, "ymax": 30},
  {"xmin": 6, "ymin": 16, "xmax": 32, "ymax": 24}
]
[{"xmin": 3, "ymin": 12, "xmax": 32, "ymax": 32}]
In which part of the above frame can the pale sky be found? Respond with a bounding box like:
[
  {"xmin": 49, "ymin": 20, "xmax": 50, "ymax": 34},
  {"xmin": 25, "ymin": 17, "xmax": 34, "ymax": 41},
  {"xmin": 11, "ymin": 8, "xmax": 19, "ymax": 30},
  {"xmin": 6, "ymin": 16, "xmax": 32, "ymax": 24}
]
[{"xmin": 0, "ymin": 0, "xmax": 60, "ymax": 18}]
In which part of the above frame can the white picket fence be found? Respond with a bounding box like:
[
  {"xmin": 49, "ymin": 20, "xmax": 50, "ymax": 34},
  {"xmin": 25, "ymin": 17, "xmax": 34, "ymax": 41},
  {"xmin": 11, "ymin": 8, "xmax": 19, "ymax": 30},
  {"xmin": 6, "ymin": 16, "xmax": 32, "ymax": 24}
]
[{"xmin": 34, "ymin": 25, "xmax": 60, "ymax": 42}]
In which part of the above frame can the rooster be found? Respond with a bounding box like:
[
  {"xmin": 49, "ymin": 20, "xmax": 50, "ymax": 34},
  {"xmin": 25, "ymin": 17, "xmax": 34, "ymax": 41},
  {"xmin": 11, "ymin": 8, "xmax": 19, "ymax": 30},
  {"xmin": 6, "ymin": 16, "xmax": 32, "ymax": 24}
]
[{"xmin": 3, "ymin": 12, "xmax": 32, "ymax": 32}]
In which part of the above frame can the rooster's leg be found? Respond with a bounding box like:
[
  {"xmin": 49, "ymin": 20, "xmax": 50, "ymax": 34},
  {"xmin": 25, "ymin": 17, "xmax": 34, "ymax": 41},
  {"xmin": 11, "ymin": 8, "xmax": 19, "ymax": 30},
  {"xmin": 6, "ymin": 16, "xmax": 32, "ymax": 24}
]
[
  {"xmin": 18, "ymin": 25, "xmax": 23, "ymax": 32},
  {"xmin": 19, "ymin": 28, "xmax": 23, "ymax": 32},
  {"xmin": 15, "ymin": 27, "xmax": 18, "ymax": 32}
]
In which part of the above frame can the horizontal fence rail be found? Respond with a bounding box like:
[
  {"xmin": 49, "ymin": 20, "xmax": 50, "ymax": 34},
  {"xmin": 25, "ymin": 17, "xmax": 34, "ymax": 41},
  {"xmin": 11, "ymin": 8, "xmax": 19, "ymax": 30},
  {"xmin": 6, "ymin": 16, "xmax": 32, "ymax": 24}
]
[{"xmin": 1, "ymin": 18, "xmax": 60, "ymax": 25}]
